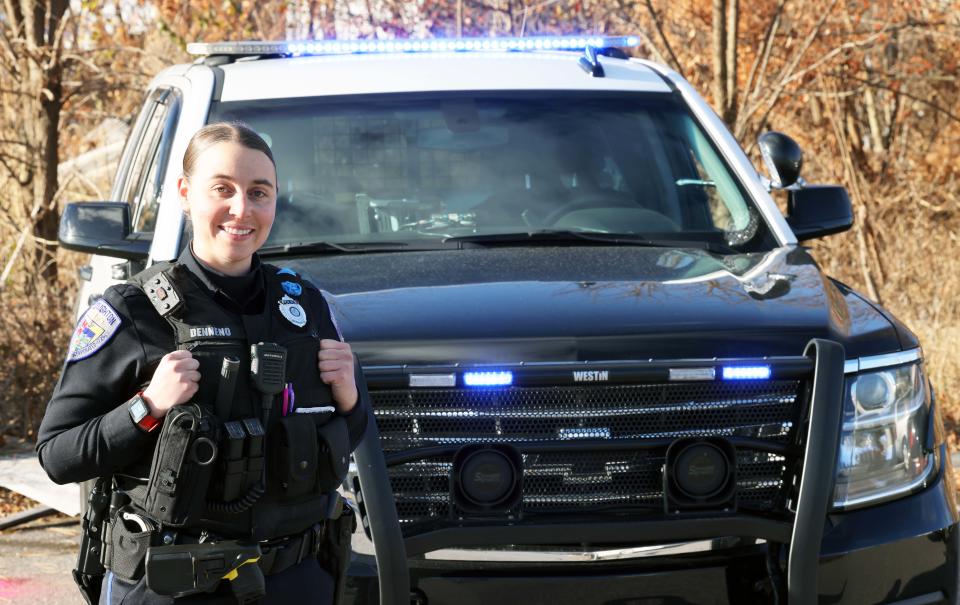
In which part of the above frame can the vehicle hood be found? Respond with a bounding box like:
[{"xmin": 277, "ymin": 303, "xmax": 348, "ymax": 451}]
[{"xmin": 277, "ymin": 245, "xmax": 903, "ymax": 365}]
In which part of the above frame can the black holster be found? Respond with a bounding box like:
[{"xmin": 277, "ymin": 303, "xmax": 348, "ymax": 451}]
[
  {"xmin": 73, "ymin": 477, "xmax": 111, "ymax": 605},
  {"xmin": 318, "ymin": 504, "xmax": 356, "ymax": 605}
]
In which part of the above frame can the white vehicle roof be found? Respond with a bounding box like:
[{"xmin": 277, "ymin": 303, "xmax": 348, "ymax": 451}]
[{"xmin": 213, "ymin": 52, "xmax": 672, "ymax": 102}]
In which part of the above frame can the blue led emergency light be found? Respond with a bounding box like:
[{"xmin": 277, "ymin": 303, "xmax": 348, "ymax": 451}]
[
  {"xmin": 722, "ymin": 366, "xmax": 772, "ymax": 380},
  {"xmin": 463, "ymin": 371, "xmax": 514, "ymax": 387},
  {"xmin": 186, "ymin": 35, "xmax": 640, "ymax": 57}
]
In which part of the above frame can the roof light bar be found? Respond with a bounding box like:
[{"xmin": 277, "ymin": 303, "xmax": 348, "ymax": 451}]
[{"xmin": 186, "ymin": 35, "xmax": 640, "ymax": 58}]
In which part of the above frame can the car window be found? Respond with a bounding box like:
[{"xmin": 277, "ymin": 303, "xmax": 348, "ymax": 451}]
[
  {"xmin": 211, "ymin": 92, "xmax": 772, "ymax": 250},
  {"xmin": 117, "ymin": 88, "xmax": 181, "ymax": 234}
]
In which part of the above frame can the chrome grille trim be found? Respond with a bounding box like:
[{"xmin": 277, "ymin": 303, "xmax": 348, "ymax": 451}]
[
  {"xmin": 374, "ymin": 396, "xmax": 797, "ymax": 419},
  {"xmin": 380, "ymin": 422, "xmax": 793, "ymax": 445},
  {"xmin": 421, "ymin": 538, "xmax": 763, "ymax": 562}
]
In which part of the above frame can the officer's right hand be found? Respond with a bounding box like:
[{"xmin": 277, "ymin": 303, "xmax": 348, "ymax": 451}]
[{"xmin": 141, "ymin": 350, "xmax": 201, "ymax": 418}]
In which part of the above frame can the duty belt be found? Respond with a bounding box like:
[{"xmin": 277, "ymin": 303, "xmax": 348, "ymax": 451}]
[
  {"xmin": 105, "ymin": 517, "xmax": 326, "ymax": 580},
  {"xmin": 257, "ymin": 522, "xmax": 326, "ymax": 576}
]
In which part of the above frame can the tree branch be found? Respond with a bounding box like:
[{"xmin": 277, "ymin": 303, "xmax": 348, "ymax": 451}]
[
  {"xmin": 0, "ymin": 154, "xmax": 32, "ymax": 187},
  {"xmin": 736, "ymin": 0, "xmax": 786, "ymax": 134},
  {"xmin": 641, "ymin": 0, "xmax": 683, "ymax": 76},
  {"xmin": 0, "ymin": 23, "xmax": 22, "ymax": 73},
  {"xmin": 820, "ymin": 72, "xmax": 960, "ymax": 125},
  {"xmin": 737, "ymin": 0, "xmax": 840, "ymax": 143}
]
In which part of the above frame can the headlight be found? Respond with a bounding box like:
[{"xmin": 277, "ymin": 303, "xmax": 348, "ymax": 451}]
[{"xmin": 833, "ymin": 361, "xmax": 936, "ymax": 508}]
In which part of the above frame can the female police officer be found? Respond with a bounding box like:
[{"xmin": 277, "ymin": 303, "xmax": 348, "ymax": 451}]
[{"xmin": 37, "ymin": 122, "xmax": 367, "ymax": 603}]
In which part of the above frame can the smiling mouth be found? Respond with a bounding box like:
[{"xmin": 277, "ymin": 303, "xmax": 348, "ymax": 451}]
[{"xmin": 221, "ymin": 226, "xmax": 254, "ymax": 236}]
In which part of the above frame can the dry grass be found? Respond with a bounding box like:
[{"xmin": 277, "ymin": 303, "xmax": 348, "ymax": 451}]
[
  {"xmin": 905, "ymin": 321, "xmax": 960, "ymax": 445},
  {"xmin": 0, "ymin": 487, "xmax": 39, "ymax": 517},
  {"xmin": 0, "ymin": 270, "xmax": 76, "ymax": 441}
]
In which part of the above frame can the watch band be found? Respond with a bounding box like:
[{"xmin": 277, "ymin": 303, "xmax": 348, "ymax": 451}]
[{"xmin": 129, "ymin": 391, "xmax": 161, "ymax": 433}]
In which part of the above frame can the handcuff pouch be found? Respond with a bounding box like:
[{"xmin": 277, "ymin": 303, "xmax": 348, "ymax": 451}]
[{"xmin": 105, "ymin": 509, "xmax": 155, "ymax": 582}]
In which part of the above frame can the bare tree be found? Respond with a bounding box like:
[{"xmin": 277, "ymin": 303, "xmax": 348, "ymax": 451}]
[
  {"xmin": 711, "ymin": 0, "xmax": 738, "ymax": 126},
  {"xmin": 0, "ymin": 0, "xmax": 71, "ymax": 281}
]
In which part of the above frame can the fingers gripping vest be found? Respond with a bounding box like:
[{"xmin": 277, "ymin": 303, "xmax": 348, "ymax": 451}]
[{"xmin": 129, "ymin": 262, "xmax": 345, "ymax": 540}]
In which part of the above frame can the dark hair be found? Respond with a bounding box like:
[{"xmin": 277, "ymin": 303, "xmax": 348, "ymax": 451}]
[{"xmin": 182, "ymin": 122, "xmax": 277, "ymax": 185}]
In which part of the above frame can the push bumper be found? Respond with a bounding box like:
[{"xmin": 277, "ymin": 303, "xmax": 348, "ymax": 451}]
[
  {"xmin": 348, "ymin": 340, "xmax": 958, "ymax": 604},
  {"xmin": 344, "ymin": 466, "xmax": 958, "ymax": 604}
]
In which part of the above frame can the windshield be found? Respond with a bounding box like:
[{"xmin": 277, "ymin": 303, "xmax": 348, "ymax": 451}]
[{"xmin": 210, "ymin": 92, "xmax": 774, "ymax": 251}]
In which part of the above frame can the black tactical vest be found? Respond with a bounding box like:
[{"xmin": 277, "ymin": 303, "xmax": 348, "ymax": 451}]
[{"xmin": 128, "ymin": 261, "xmax": 341, "ymax": 540}]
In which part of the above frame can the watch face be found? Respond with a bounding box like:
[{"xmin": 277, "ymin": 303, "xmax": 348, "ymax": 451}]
[{"xmin": 130, "ymin": 396, "xmax": 148, "ymax": 422}]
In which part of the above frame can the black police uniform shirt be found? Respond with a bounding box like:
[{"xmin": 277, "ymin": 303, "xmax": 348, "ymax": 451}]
[{"xmin": 36, "ymin": 245, "xmax": 367, "ymax": 487}]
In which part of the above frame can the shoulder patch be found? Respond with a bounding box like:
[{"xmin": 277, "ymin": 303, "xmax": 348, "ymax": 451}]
[
  {"xmin": 276, "ymin": 267, "xmax": 297, "ymax": 277},
  {"xmin": 67, "ymin": 298, "xmax": 122, "ymax": 362}
]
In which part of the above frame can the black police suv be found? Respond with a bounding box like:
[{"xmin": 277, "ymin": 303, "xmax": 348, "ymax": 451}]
[{"xmin": 60, "ymin": 38, "xmax": 957, "ymax": 604}]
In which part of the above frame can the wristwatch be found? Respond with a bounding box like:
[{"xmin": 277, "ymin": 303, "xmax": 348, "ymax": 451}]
[{"xmin": 128, "ymin": 392, "xmax": 161, "ymax": 433}]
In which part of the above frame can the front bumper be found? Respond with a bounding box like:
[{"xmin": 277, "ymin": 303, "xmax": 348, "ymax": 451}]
[
  {"xmin": 346, "ymin": 341, "xmax": 955, "ymax": 604},
  {"xmin": 343, "ymin": 457, "xmax": 958, "ymax": 604}
]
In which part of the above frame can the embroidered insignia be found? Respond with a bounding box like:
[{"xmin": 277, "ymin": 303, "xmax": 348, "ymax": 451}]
[
  {"xmin": 68, "ymin": 299, "xmax": 121, "ymax": 362},
  {"xmin": 276, "ymin": 267, "xmax": 297, "ymax": 277},
  {"xmin": 281, "ymin": 281, "xmax": 302, "ymax": 297},
  {"xmin": 278, "ymin": 295, "xmax": 307, "ymax": 328}
]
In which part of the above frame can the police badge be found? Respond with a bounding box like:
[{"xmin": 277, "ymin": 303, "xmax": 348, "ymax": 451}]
[{"xmin": 278, "ymin": 294, "xmax": 307, "ymax": 328}]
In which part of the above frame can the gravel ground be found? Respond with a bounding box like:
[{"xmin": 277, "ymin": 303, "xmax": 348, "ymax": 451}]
[{"xmin": 0, "ymin": 507, "xmax": 81, "ymax": 605}]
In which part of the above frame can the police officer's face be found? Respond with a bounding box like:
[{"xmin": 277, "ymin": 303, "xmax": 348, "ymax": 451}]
[{"xmin": 178, "ymin": 141, "xmax": 277, "ymax": 275}]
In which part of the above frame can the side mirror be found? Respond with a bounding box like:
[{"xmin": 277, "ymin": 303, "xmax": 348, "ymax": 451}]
[
  {"xmin": 758, "ymin": 131, "xmax": 802, "ymax": 188},
  {"xmin": 59, "ymin": 201, "xmax": 150, "ymax": 260},
  {"xmin": 786, "ymin": 185, "xmax": 854, "ymax": 241}
]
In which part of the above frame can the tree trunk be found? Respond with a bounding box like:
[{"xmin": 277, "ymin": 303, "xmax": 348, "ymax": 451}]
[
  {"xmin": 33, "ymin": 61, "xmax": 62, "ymax": 282},
  {"xmin": 712, "ymin": 0, "xmax": 728, "ymax": 119},
  {"xmin": 16, "ymin": 0, "xmax": 68, "ymax": 282},
  {"xmin": 724, "ymin": 0, "xmax": 739, "ymax": 126},
  {"xmin": 712, "ymin": 0, "xmax": 740, "ymax": 127}
]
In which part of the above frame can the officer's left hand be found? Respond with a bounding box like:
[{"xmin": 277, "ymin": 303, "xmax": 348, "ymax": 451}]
[{"xmin": 318, "ymin": 339, "xmax": 358, "ymax": 414}]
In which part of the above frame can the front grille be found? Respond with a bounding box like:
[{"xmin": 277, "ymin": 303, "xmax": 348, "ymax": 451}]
[{"xmin": 369, "ymin": 380, "xmax": 803, "ymax": 534}]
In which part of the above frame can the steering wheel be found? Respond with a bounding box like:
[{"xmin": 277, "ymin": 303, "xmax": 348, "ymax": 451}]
[{"xmin": 540, "ymin": 195, "xmax": 678, "ymax": 232}]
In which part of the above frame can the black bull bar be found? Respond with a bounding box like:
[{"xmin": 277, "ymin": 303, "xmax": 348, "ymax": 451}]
[{"xmin": 353, "ymin": 339, "xmax": 845, "ymax": 605}]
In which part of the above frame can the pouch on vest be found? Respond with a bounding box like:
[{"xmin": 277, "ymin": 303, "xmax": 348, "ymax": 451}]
[
  {"xmin": 183, "ymin": 341, "xmax": 249, "ymax": 416},
  {"xmin": 281, "ymin": 336, "xmax": 335, "ymax": 409},
  {"xmin": 271, "ymin": 415, "xmax": 319, "ymax": 499},
  {"xmin": 143, "ymin": 404, "xmax": 220, "ymax": 526},
  {"xmin": 317, "ymin": 416, "xmax": 350, "ymax": 492}
]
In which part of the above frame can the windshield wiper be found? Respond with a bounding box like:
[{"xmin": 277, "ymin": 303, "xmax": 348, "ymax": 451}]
[
  {"xmin": 259, "ymin": 241, "xmax": 432, "ymax": 256},
  {"xmin": 442, "ymin": 230, "xmax": 736, "ymax": 253}
]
